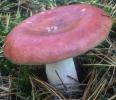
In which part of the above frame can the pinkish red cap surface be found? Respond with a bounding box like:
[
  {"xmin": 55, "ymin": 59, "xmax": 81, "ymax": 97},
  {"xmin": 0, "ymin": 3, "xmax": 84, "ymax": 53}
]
[{"xmin": 3, "ymin": 4, "xmax": 112, "ymax": 64}]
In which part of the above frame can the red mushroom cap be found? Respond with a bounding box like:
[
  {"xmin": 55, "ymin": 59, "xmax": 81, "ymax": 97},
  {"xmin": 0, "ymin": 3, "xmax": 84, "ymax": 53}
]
[{"xmin": 3, "ymin": 4, "xmax": 112, "ymax": 64}]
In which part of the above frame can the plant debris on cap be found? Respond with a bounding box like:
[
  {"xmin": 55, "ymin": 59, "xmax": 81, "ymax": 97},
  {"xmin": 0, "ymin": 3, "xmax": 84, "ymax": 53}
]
[{"xmin": 3, "ymin": 4, "xmax": 112, "ymax": 64}]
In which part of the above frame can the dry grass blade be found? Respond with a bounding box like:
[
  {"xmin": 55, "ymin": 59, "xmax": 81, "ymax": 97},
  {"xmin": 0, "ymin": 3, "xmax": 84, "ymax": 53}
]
[
  {"xmin": 82, "ymin": 66, "xmax": 115, "ymax": 100},
  {"xmin": 104, "ymin": 67, "xmax": 116, "ymax": 95},
  {"xmin": 83, "ymin": 41, "xmax": 116, "ymax": 67},
  {"xmin": 82, "ymin": 70, "xmax": 96, "ymax": 100},
  {"xmin": 108, "ymin": 94, "xmax": 116, "ymax": 100},
  {"xmin": 0, "ymin": 74, "xmax": 13, "ymax": 99},
  {"xmin": 30, "ymin": 76, "xmax": 65, "ymax": 100},
  {"xmin": 5, "ymin": 13, "xmax": 10, "ymax": 30},
  {"xmin": 30, "ymin": 77, "xmax": 35, "ymax": 100},
  {"xmin": 83, "ymin": 64, "xmax": 116, "ymax": 67},
  {"xmin": 88, "ymin": 79, "xmax": 107, "ymax": 100}
]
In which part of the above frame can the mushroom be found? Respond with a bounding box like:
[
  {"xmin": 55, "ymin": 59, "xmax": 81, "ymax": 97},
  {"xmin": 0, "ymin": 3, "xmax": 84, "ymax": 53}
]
[{"xmin": 3, "ymin": 4, "xmax": 112, "ymax": 89}]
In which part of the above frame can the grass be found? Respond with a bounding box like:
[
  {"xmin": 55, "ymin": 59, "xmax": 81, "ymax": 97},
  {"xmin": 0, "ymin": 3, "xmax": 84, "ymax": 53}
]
[{"xmin": 0, "ymin": 0, "xmax": 116, "ymax": 100}]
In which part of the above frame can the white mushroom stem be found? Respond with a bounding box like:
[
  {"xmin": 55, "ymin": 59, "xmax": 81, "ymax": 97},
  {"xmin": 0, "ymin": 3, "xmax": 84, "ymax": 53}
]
[{"xmin": 46, "ymin": 58, "xmax": 79, "ymax": 89}]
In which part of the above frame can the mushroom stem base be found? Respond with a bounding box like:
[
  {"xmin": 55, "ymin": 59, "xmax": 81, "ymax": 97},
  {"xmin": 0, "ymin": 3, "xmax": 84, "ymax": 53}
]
[{"xmin": 46, "ymin": 58, "xmax": 79, "ymax": 89}]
